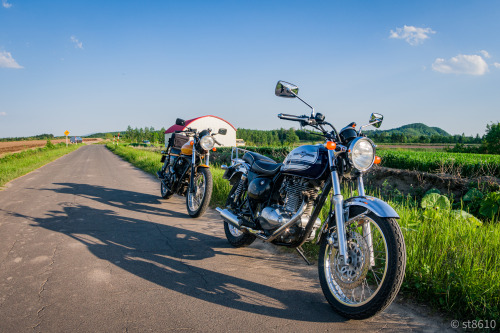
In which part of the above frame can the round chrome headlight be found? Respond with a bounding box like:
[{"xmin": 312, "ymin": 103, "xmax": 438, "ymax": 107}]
[
  {"xmin": 348, "ymin": 137, "xmax": 375, "ymax": 171},
  {"xmin": 199, "ymin": 135, "xmax": 215, "ymax": 151}
]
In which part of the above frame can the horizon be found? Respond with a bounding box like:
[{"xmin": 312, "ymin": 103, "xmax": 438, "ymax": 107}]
[
  {"xmin": 1, "ymin": 1, "xmax": 499, "ymax": 138},
  {"xmin": 0, "ymin": 121, "xmax": 480, "ymax": 139}
]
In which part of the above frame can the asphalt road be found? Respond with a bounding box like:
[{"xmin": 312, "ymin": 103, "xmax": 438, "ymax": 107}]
[{"xmin": 0, "ymin": 145, "xmax": 453, "ymax": 332}]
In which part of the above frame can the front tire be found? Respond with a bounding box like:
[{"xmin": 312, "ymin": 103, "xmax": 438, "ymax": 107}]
[
  {"xmin": 186, "ymin": 167, "xmax": 213, "ymax": 218},
  {"xmin": 318, "ymin": 213, "xmax": 406, "ymax": 319}
]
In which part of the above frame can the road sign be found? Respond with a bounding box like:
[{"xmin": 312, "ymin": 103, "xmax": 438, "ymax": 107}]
[{"xmin": 64, "ymin": 130, "xmax": 70, "ymax": 147}]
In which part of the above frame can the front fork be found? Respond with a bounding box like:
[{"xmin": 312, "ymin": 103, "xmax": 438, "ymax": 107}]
[
  {"xmin": 327, "ymin": 151, "xmax": 374, "ymax": 266},
  {"xmin": 189, "ymin": 147, "xmax": 197, "ymax": 193},
  {"xmin": 189, "ymin": 148, "xmax": 210, "ymax": 193}
]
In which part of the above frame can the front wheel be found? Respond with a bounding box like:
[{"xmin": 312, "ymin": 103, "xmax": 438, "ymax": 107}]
[
  {"xmin": 318, "ymin": 213, "xmax": 406, "ymax": 319},
  {"xmin": 186, "ymin": 167, "xmax": 213, "ymax": 218}
]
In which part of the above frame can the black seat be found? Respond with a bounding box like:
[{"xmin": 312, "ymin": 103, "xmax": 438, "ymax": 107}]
[{"xmin": 242, "ymin": 152, "xmax": 282, "ymax": 176}]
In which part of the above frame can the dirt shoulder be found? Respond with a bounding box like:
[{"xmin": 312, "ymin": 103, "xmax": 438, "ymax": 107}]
[{"xmin": 0, "ymin": 138, "xmax": 102, "ymax": 157}]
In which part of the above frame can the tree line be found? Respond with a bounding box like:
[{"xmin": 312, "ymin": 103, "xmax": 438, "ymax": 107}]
[
  {"xmin": 0, "ymin": 134, "xmax": 55, "ymax": 142},
  {"xmin": 123, "ymin": 126, "xmax": 166, "ymax": 144},
  {"xmin": 236, "ymin": 128, "xmax": 322, "ymax": 146}
]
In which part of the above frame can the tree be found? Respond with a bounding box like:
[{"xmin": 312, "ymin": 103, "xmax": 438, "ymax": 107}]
[
  {"xmin": 285, "ymin": 128, "xmax": 299, "ymax": 145},
  {"xmin": 482, "ymin": 122, "xmax": 500, "ymax": 154}
]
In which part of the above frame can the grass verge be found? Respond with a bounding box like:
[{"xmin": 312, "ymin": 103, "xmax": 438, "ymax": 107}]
[
  {"xmin": 106, "ymin": 143, "xmax": 499, "ymax": 321},
  {"xmin": 0, "ymin": 143, "xmax": 81, "ymax": 188}
]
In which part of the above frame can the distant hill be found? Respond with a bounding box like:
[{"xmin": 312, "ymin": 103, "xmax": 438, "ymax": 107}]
[{"xmin": 364, "ymin": 123, "xmax": 451, "ymax": 137}]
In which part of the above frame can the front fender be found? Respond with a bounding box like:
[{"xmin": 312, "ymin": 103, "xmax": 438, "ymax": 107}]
[
  {"xmin": 196, "ymin": 164, "xmax": 210, "ymax": 169},
  {"xmin": 344, "ymin": 196, "xmax": 399, "ymax": 218}
]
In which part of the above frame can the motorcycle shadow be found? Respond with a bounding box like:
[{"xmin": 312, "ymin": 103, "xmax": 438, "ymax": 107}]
[{"xmin": 23, "ymin": 183, "xmax": 415, "ymax": 326}]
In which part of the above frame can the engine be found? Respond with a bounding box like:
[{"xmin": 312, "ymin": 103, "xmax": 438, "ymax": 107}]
[{"xmin": 258, "ymin": 176, "xmax": 322, "ymax": 243}]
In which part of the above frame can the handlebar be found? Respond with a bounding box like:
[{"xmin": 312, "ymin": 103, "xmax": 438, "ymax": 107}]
[
  {"xmin": 278, "ymin": 113, "xmax": 308, "ymax": 122},
  {"xmin": 278, "ymin": 113, "xmax": 338, "ymax": 141},
  {"xmin": 278, "ymin": 113, "xmax": 317, "ymax": 126}
]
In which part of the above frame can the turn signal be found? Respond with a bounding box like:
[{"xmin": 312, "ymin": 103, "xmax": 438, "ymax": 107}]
[
  {"xmin": 212, "ymin": 147, "xmax": 216, "ymax": 152},
  {"xmin": 374, "ymin": 156, "xmax": 381, "ymax": 164},
  {"xmin": 325, "ymin": 141, "xmax": 336, "ymax": 150},
  {"xmin": 190, "ymin": 141, "xmax": 194, "ymax": 146}
]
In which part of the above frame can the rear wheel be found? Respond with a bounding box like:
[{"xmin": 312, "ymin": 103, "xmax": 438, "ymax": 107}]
[
  {"xmin": 223, "ymin": 180, "xmax": 255, "ymax": 247},
  {"xmin": 318, "ymin": 213, "xmax": 406, "ymax": 319},
  {"xmin": 186, "ymin": 167, "xmax": 213, "ymax": 218},
  {"xmin": 160, "ymin": 180, "xmax": 174, "ymax": 199}
]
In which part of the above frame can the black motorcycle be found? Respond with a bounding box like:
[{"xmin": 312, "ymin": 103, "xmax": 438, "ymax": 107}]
[
  {"xmin": 158, "ymin": 118, "xmax": 226, "ymax": 217},
  {"xmin": 216, "ymin": 81, "xmax": 406, "ymax": 319}
]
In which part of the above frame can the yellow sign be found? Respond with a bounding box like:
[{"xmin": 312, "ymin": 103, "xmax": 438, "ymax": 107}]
[{"xmin": 64, "ymin": 130, "xmax": 69, "ymax": 136}]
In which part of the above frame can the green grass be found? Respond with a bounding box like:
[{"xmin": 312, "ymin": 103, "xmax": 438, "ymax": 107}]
[
  {"xmin": 377, "ymin": 149, "xmax": 500, "ymax": 178},
  {"xmin": 395, "ymin": 201, "xmax": 500, "ymax": 320},
  {"xmin": 106, "ymin": 143, "xmax": 161, "ymax": 175},
  {"xmin": 0, "ymin": 143, "xmax": 81, "ymax": 188},
  {"xmin": 106, "ymin": 143, "xmax": 500, "ymax": 321}
]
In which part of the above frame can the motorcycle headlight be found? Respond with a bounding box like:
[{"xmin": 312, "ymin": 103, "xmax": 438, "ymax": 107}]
[
  {"xmin": 199, "ymin": 135, "xmax": 215, "ymax": 151},
  {"xmin": 348, "ymin": 137, "xmax": 375, "ymax": 171}
]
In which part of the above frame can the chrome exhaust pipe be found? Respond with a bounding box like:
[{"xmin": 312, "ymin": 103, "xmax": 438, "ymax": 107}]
[{"xmin": 215, "ymin": 207, "xmax": 242, "ymax": 229}]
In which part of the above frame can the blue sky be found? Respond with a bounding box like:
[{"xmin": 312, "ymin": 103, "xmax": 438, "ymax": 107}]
[{"xmin": 1, "ymin": 1, "xmax": 499, "ymax": 138}]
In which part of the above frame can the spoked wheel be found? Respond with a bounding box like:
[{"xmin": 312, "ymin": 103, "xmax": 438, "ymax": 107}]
[
  {"xmin": 186, "ymin": 167, "xmax": 213, "ymax": 218},
  {"xmin": 223, "ymin": 179, "xmax": 255, "ymax": 247},
  {"xmin": 318, "ymin": 213, "xmax": 406, "ymax": 319}
]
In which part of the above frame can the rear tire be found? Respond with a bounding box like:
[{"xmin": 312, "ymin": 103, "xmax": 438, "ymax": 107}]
[
  {"xmin": 223, "ymin": 179, "xmax": 255, "ymax": 247},
  {"xmin": 160, "ymin": 181, "xmax": 174, "ymax": 199},
  {"xmin": 224, "ymin": 221, "xmax": 256, "ymax": 247}
]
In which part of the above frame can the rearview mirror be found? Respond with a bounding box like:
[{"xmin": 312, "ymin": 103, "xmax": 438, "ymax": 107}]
[
  {"xmin": 218, "ymin": 128, "xmax": 227, "ymax": 135},
  {"xmin": 369, "ymin": 113, "xmax": 383, "ymax": 128},
  {"xmin": 275, "ymin": 81, "xmax": 299, "ymax": 98},
  {"xmin": 176, "ymin": 118, "xmax": 185, "ymax": 126}
]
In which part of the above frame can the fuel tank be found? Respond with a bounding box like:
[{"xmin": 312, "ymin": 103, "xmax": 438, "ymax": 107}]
[
  {"xmin": 281, "ymin": 144, "xmax": 328, "ymax": 179},
  {"xmin": 181, "ymin": 141, "xmax": 193, "ymax": 155}
]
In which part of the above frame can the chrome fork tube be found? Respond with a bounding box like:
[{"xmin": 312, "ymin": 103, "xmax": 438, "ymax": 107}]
[
  {"xmin": 189, "ymin": 142, "xmax": 196, "ymax": 193},
  {"xmin": 357, "ymin": 174, "xmax": 365, "ymax": 197},
  {"xmin": 329, "ymin": 150, "xmax": 348, "ymax": 264},
  {"xmin": 357, "ymin": 174, "xmax": 375, "ymax": 266}
]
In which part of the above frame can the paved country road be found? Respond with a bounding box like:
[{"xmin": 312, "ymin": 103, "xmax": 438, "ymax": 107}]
[{"xmin": 0, "ymin": 145, "xmax": 453, "ymax": 332}]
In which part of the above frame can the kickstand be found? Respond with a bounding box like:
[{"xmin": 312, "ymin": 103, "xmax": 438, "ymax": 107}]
[{"xmin": 296, "ymin": 246, "xmax": 312, "ymax": 265}]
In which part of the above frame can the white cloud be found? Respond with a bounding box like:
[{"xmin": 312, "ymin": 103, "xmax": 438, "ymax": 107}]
[
  {"xmin": 0, "ymin": 51, "xmax": 23, "ymax": 69},
  {"xmin": 70, "ymin": 36, "xmax": 83, "ymax": 49},
  {"xmin": 494, "ymin": 62, "xmax": 500, "ymax": 69},
  {"xmin": 432, "ymin": 54, "xmax": 489, "ymax": 75},
  {"xmin": 389, "ymin": 25, "xmax": 436, "ymax": 45},
  {"xmin": 0, "ymin": 112, "xmax": 7, "ymax": 116},
  {"xmin": 480, "ymin": 50, "xmax": 491, "ymax": 58},
  {"xmin": 2, "ymin": 0, "xmax": 12, "ymax": 8}
]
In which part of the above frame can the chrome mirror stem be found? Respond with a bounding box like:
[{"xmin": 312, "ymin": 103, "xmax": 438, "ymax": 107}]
[{"xmin": 288, "ymin": 89, "xmax": 315, "ymax": 117}]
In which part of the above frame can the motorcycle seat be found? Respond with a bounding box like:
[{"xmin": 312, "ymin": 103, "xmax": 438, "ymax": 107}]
[{"xmin": 242, "ymin": 152, "xmax": 282, "ymax": 176}]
